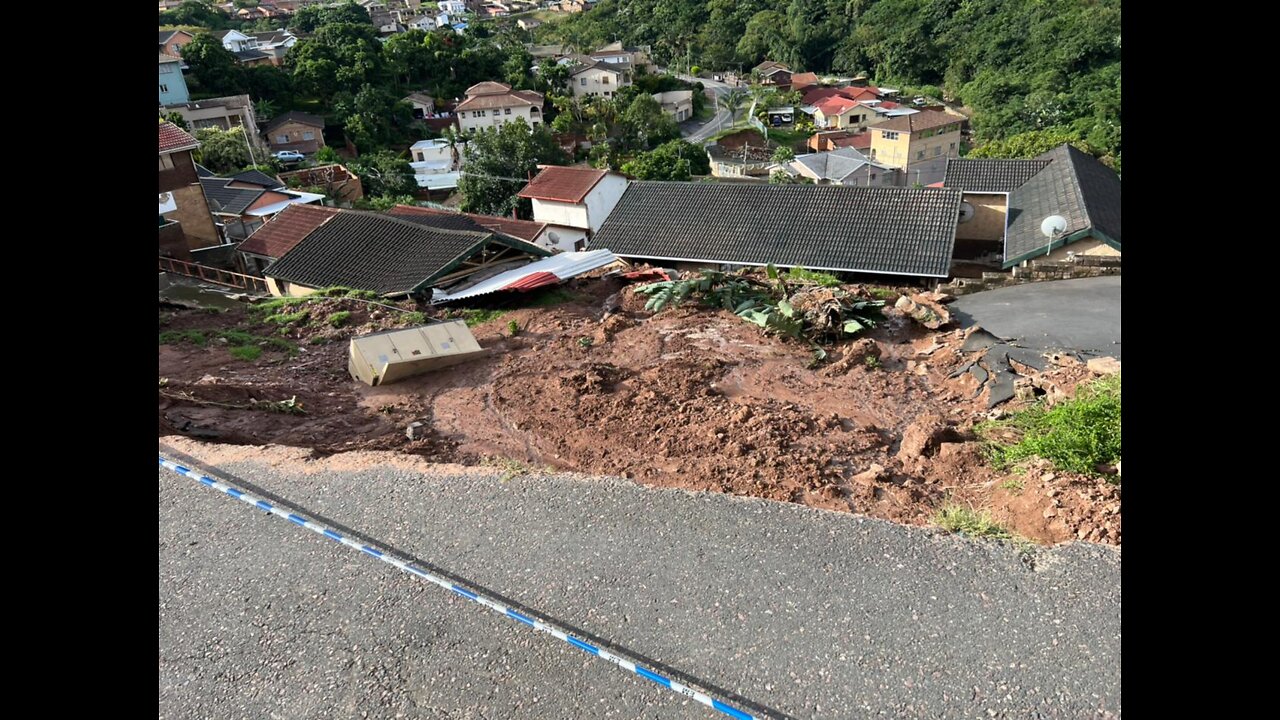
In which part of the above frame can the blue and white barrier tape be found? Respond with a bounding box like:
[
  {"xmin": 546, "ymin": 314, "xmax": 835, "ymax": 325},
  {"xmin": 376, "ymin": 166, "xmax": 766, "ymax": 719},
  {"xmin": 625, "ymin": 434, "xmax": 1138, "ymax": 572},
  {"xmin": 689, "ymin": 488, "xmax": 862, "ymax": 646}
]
[{"xmin": 159, "ymin": 455, "xmax": 757, "ymax": 720}]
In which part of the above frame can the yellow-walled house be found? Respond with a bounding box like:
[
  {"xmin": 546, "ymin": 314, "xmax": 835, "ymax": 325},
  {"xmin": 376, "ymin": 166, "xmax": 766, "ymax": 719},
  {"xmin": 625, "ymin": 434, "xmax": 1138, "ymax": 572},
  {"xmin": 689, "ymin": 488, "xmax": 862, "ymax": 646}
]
[{"xmin": 869, "ymin": 110, "xmax": 963, "ymax": 180}]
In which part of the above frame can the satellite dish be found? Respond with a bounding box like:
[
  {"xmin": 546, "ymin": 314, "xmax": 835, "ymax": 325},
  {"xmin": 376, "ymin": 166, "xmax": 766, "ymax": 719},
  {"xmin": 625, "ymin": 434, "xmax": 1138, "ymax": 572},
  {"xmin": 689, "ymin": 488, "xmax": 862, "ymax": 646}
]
[
  {"xmin": 958, "ymin": 201, "xmax": 975, "ymax": 223},
  {"xmin": 547, "ymin": 231, "xmax": 561, "ymax": 244},
  {"xmin": 1041, "ymin": 215, "xmax": 1067, "ymax": 238}
]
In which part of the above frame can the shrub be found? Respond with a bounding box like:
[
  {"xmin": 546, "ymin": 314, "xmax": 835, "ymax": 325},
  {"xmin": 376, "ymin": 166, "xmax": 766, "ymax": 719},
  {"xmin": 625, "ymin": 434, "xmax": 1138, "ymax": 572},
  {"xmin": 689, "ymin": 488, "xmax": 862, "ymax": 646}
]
[{"xmin": 979, "ymin": 375, "xmax": 1122, "ymax": 475}]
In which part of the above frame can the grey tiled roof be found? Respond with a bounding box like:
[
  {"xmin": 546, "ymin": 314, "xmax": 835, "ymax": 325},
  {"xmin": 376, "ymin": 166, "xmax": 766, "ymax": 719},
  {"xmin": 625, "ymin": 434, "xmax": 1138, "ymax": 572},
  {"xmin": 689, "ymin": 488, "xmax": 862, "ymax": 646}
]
[
  {"xmin": 200, "ymin": 178, "xmax": 263, "ymax": 215},
  {"xmin": 264, "ymin": 211, "xmax": 550, "ymax": 296},
  {"xmin": 793, "ymin": 148, "xmax": 884, "ymax": 183},
  {"xmin": 231, "ymin": 169, "xmax": 284, "ymax": 188},
  {"xmin": 943, "ymin": 158, "xmax": 1051, "ymax": 193},
  {"xmin": 1004, "ymin": 144, "xmax": 1121, "ymax": 266},
  {"xmin": 263, "ymin": 111, "xmax": 325, "ymax": 133},
  {"xmin": 233, "ymin": 49, "xmax": 271, "ymax": 61},
  {"xmin": 592, "ymin": 182, "xmax": 962, "ymax": 278}
]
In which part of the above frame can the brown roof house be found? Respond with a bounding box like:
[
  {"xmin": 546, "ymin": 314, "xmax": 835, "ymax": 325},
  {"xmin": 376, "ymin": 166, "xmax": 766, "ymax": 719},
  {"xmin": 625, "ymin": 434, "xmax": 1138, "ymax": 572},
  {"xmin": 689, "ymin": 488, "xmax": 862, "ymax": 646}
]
[
  {"xmin": 868, "ymin": 110, "xmax": 963, "ymax": 184},
  {"xmin": 236, "ymin": 203, "xmax": 340, "ymax": 275},
  {"xmin": 942, "ymin": 144, "xmax": 1121, "ymax": 270},
  {"xmin": 752, "ymin": 61, "xmax": 792, "ymax": 89},
  {"xmin": 455, "ymin": 82, "xmax": 544, "ymax": 133},
  {"xmin": 517, "ymin": 166, "xmax": 629, "ymax": 250},
  {"xmin": 262, "ymin": 209, "xmax": 552, "ymax": 298},
  {"xmin": 263, "ymin": 111, "xmax": 326, "ymax": 155},
  {"xmin": 159, "ymin": 120, "xmax": 222, "ymax": 256}
]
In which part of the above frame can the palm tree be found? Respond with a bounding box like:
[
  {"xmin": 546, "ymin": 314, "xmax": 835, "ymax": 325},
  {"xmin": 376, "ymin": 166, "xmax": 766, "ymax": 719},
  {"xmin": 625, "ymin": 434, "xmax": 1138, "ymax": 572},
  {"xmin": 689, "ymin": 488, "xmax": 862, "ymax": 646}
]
[{"xmin": 718, "ymin": 89, "xmax": 748, "ymax": 125}]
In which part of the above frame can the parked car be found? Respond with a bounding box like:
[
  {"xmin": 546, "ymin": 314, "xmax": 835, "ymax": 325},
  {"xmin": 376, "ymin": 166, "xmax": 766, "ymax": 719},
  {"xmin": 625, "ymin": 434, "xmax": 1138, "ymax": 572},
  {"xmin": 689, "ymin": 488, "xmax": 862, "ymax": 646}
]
[{"xmin": 273, "ymin": 150, "xmax": 305, "ymax": 163}]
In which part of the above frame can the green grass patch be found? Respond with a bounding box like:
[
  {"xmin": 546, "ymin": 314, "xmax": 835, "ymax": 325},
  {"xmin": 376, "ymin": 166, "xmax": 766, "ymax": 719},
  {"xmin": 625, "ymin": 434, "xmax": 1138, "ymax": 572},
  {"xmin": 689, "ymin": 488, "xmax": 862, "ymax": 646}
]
[
  {"xmin": 868, "ymin": 287, "xmax": 900, "ymax": 300},
  {"xmin": 786, "ymin": 267, "xmax": 841, "ymax": 287},
  {"xmin": 316, "ymin": 286, "xmax": 379, "ymax": 300},
  {"xmin": 328, "ymin": 311, "xmax": 352, "ymax": 328},
  {"xmin": 999, "ymin": 478, "xmax": 1025, "ymax": 492},
  {"xmin": 404, "ymin": 311, "xmax": 426, "ymax": 325},
  {"xmin": 229, "ymin": 345, "xmax": 262, "ymax": 361},
  {"xmin": 251, "ymin": 296, "xmax": 312, "ymax": 315},
  {"xmin": 265, "ymin": 310, "xmax": 309, "ymax": 325},
  {"xmin": 933, "ymin": 503, "xmax": 1013, "ymax": 540},
  {"xmin": 159, "ymin": 330, "xmax": 207, "ymax": 346},
  {"xmin": 978, "ymin": 375, "xmax": 1121, "ymax": 476},
  {"xmin": 863, "ymin": 354, "xmax": 881, "ymax": 370},
  {"xmin": 450, "ymin": 308, "xmax": 508, "ymax": 327}
]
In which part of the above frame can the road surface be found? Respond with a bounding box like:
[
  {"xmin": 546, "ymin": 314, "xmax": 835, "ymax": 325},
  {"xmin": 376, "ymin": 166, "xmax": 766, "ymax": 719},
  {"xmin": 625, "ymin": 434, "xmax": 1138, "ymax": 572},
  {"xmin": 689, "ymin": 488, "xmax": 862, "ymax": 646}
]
[
  {"xmin": 677, "ymin": 75, "xmax": 739, "ymax": 144},
  {"xmin": 951, "ymin": 276, "xmax": 1122, "ymax": 359},
  {"xmin": 159, "ymin": 443, "xmax": 1121, "ymax": 718}
]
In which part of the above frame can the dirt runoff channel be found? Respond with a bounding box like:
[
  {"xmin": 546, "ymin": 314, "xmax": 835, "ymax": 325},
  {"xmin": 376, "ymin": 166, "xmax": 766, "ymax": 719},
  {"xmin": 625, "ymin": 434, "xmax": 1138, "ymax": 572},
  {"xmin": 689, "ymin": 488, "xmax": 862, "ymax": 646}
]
[{"xmin": 158, "ymin": 276, "xmax": 1120, "ymax": 546}]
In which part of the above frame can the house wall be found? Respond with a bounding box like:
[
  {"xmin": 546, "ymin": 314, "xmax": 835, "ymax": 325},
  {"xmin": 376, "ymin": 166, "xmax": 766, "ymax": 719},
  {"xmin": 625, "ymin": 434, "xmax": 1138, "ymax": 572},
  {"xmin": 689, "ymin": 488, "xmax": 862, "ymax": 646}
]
[
  {"xmin": 582, "ymin": 173, "xmax": 628, "ymax": 234},
  {"xmin": 158, "ymin": 61, "xmax": 190, "ymax": 105},
  {"xmin": 169, "ymin": 101, "xmax": 259, "ymax": 138},
  {"xmin": 870, "ymin": 124, "xmax": 961, "ymax": 169},
  {"xmin": 164, "ymin": 184, "xmax": 222, "ymax": 250},
  {"xmin": 957, "ymin": 192, "xmax": 1007, "ymax": 242},
  {"xmin": 457, "ymin": 103, "xmax": 541, "ymax": 132},
  {"xmin": 542, "ymin": 224, "xmax": 589, "ymax": 251},
  {"xmin": 159, "ymin": 149, "xmax": 199, "ymax": 192},
  {"xmin": 158, "ymin": 220, "xmax": 192, "ymax": 260},
  {"xmin": 162, "ymin": 32, "xmax": 193, "ymax": 57},
  {"xmin": 530, "ymin": 198, "xmax": 588, "ymax": 230},
  {"xmin": 267, "ymin": 121, "xmax": 325, "ymax": 152},
  {"xmin": 265, "ymin": 277, "xmax": 322, "ymax": 298},
  {"xmin": 572, "ymin": 67, "xmax": 626, "ymax": 98}
]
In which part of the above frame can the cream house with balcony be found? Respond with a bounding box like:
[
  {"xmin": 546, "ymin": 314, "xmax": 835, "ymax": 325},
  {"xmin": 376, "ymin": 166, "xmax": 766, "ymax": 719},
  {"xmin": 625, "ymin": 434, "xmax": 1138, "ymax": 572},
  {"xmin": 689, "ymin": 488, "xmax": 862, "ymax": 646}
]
[{"xmin": 455, "ymin": 82, "xmax": 545, "ymax": 132}]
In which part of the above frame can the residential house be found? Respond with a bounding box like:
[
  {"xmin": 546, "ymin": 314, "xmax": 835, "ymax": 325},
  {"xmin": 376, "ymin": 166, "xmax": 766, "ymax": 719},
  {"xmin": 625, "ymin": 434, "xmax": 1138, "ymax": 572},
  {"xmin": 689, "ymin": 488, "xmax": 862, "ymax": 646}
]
[
  {"xmin": 517, "ymin": 165, "xmax": 629, "ymax": 249},
  {"xmin": 438, "ymin": 0, "xmax": 466, "ymax": 12},
  {"xmin": 787, "ymin": 148, "xmax": 896, "ymax": 187},
  {"xmin": 590, "ymin": 183, "xmax": 963, "ymax": 279},
  {"xmin": 517, "ymin": 17, "xmax": 541, "ymax": 30},
  {"xmin": 869, "ymin": 110, "xmax": 963, "ymax": 185},
  {"xmin": 652, "ymin": 90, "xmax": 693, "ymax": 122},
  {"xmin": 159, "ymin": 121, "xmax": 221, "ymax": 254},
  {"xmin": 263, "ymin": 111, "xmax": 326, "ymax": 155},
  {"xmin": 409, "ymin": 138, "xmax": 465, "ymax": 191},
  {"xmin": 479, "ymin": 3, "xmax": 508, "ymax": 17},
  {"xmin": 213, "ymin": 29, "xmax": 254, "ymax": 53},
  {"xmin": 158, "ymin": 29, "xmax": 194, "ymax": 58},
  {"xmin": 811, "ymin": 95, "xmax": 866, "ymax": 130},
  {"xmin": 236, "ymin": 203, "xmax": 340, "ymax": 274},
  {"xmin": 567, "ymin": 57, "xmax": 630, "ymax": 99},
  {"xmin": 278, "ymin": 164, "xmax": 365, "ymax": 206},
  {"xmin": 942, "ymin": 144, "xmax": 1121, "ymax": 269},
  {"xmin": 455, "ymin": 82, "xmax": 544, "ymax": 132},
  {"xmin": 807, "ymin": 129, "xmax": 872, "ymax": 154},
  {"xmin": 752, "ymin": 61, "xmax": 792, "ymax": 89},
  {"xmin": 262, "ymin": 209, "xmax": 551, "ymax": 297},
  {"xmin": 162, "ymin": 94, "xmax": 261, "ymax": 141},
  {"xmin": 388, "ymin": 205, "xmax": 562, "ymax": 251},
  {"xmin": 403, "ymin": 91, "xmax": 436, "ymax": 119},
  {"xmin": 247, "ymin": 30, "xmax": 298, "ymax": 65},
  {"xmin": 705, "ymin": 130, "xmax": 775, "ymax": 179},
  {"xmin": 789, "ymin": 71, "xmax": 818, "ymax": 92},
  {"xmin": 158, "ymin": 54, "xmax": 190, "ymax": 105},
  {"xmin": 802, "ymin": 85, "xmax": 883, "ymax": 107},
  {"xmin": 201, "ymin": 171, "xmax": 325, "ymax": 241},
  {"xmin": 590, "ymin": 42, "xmax": 655, "ymax": 74},
  {"xmin": 549, "ymin": 0, "xmax": 586, "ymax": 12}
]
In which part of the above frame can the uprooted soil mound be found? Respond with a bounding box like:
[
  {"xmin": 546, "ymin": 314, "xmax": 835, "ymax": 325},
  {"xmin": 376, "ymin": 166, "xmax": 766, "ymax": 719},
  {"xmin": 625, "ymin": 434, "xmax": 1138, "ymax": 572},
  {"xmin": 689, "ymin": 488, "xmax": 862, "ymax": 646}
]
[{"xmin": 159, "ymin": 278, "xmax": 1120, "ymax": 545}]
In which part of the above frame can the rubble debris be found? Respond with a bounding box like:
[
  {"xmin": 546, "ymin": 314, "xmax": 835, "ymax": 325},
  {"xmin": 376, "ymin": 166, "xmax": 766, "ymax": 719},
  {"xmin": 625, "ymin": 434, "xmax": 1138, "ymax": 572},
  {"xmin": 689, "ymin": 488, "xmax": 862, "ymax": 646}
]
[
  {"xmin": 1086, "ymin": 356, "xmax": 1122, "ymax": 375},
  {"xmin": 895, "ymin": 293, "xmax": 952, "ymax": 329}
]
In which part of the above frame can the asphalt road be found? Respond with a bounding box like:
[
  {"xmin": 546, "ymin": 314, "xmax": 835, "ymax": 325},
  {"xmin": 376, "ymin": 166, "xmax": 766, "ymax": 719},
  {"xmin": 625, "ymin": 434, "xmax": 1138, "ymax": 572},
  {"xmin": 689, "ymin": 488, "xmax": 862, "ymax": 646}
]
[
  {"xmin": 678, "ymin": 75, "xmax": 738, "ymax": 143},
  {"xmin": 951, "ymin": 277, "xmax": 1122, "ymax": 360},
  {"xmin": 159, "ymin": 448, "xmax": 1121, "ymax": 719}
]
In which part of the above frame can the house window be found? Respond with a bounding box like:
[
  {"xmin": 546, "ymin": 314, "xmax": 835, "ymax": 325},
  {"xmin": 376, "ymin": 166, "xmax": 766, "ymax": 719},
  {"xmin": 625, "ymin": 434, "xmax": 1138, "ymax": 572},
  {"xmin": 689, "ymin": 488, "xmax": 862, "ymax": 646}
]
[
  {"xmin": 276, "ymin": 134, "xmax": 289, "ymax": 144},
  {"xmin": 870, "ymin": 173, "xmax": 876, "ymax": 181},
  {"xmin": 159, "ymin": 83, "xmax": 169, "ymax": 93},
  {"xmin": 302, "ymin": 131, "xmax": 315, "ymax": 141},
  {"xmin": 505, "ymin": 108, "xmax": 511, "ymax": 115},
  {"xmin": 917, "ymin": 150, "xmax": 925, "ymax": 160},
  {"xmin": 602, "ymin": 75, "xmax": 610, "ymax": 84},
  {"xmin": 580, "ymin": 78, "xmax": 587, "ymax": 86},
  {"xmin": 882, "ymin": 131, "xmax": 898, "ymax": 140}
]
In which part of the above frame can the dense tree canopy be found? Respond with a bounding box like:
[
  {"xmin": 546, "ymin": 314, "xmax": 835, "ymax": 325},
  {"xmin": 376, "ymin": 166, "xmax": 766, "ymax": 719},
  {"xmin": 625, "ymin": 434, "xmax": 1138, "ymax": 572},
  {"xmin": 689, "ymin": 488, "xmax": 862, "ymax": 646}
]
[
  {"xmin": 347, "ymin": 150, "xmax": 417, "ymax": 198},
  {"xmin": 193, "ymin": 127, "xmax": 252, "ymax": 174},
  {"xmin": 458, "ymin": 121, "xmax": 568, "ymax": 218},
  {"xmin": 621, "ymin": 139, "xmax": 710, "ymax": 180}
]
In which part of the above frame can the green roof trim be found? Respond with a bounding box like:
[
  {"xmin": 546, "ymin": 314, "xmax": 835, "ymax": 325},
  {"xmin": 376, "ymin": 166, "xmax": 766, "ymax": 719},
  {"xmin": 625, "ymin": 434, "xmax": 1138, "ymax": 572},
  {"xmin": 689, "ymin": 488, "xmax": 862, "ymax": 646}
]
[{"xmin": 1002, "ymin": 228, "xmax": 1096, "ymax": 269}]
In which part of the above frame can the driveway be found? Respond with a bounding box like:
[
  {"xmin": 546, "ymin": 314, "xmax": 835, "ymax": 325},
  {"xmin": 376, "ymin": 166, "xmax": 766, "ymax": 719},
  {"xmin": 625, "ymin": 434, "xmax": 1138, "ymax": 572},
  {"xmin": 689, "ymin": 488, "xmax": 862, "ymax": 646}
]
[
  {"xmin": 160, "ymin": 441, "xmax": 1121, "ymax": 719},
  {"xmin": 951, "ymin": 276, "xmax": 1122, "ymax": 359}
]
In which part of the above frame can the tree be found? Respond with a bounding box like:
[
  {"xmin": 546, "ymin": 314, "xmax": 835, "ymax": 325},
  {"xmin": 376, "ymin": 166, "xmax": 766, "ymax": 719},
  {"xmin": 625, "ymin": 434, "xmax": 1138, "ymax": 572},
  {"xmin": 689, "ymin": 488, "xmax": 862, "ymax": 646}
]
[
  {"xmin": 621, "ymin": 139, "xmax": 709, "ymax": 180},
  {"xmin": 769, "ymin": 169, "xmax": 812, "ymax": 184},
  {"xmin": 315, "ymin": 146, "xmax": 341, "ymax": 164},
  {"xmin": 502, "ymin": 45, "xmax": 536, "ymax": 90},
  {"xmin": 348, "ymin": 150, "xmax": 417, "ymax": 198},
  {"xmin": 194, "ymin": 126, "xmax": 252, "ymax": 174},
  {"xmin": 457, "ymin": 120, "xmax": 568, "ymax": 218},
  {"xmin": 772, "ymin": 146, "xmax": 795, "ymax": 164},
  {"xmin": 159, "ymin": 1, "xmax": 229, "ymax": 29},
  {"xmin": 621, "ymin": 94, "xmax": 679, "ymax": 150},
  {"xmin": 536, "ymin": 58, "xmax": 571, "ymax": 94},
  {"xmin": 357, "ymin": 194, "xmax": 417, "ymax": 211},
  {"xmin": 967, "ymin": 127, "xmax": 1092, "ymax": 160},
  {"xmin": 292, "ymin": 0, "xmax": 370, "ymax": 32},
  {"xmin": 718, "ymin": 88, "xmax": 748, "ymax": 125},
  {"xmin": 183, "ymin": 35, "xmax": 243, "ymax": 95},
  {"xmin": 335, "ymin": 84, "xmax": 413, "ymax": 152},
  {"xmin": 736, "ymin": 11, "xmax": 792, "ymax": 67},
  {"xmin": 162, "ymin": 112, "xmax": 189, "ymax": 131},
  {"xmin": 243, "ymin": 64, "xmax": 294, "ymax": 108}
]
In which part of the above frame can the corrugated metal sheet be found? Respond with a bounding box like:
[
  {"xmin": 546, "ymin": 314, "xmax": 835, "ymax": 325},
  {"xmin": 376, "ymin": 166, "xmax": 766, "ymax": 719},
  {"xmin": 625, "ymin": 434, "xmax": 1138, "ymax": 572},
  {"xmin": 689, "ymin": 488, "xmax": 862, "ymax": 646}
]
[{"xmin": 430, "ymin": 249, "xmax": 619, "ymax": 304}]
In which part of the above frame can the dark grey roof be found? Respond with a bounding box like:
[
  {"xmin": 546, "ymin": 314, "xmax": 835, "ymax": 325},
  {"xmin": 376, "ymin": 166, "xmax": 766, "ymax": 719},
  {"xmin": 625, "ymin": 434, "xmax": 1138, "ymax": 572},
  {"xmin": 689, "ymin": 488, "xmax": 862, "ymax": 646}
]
[
  {"xmin": 233, "ymin": 49, "xmax": 271, "ymax": 61},
  {"xmin": 264, "ymin": 211, "xmax": 549, "ymax": 296},
  {"xmin": 592, "ymin": 183, "xmax": 962, "ymax": 278},
  {"xmin": 200, "ymin": 178, "xmax": 264, "ymax": 215},
  {"xmin": 943, "ymin": 158, "xmax": 1051, "ymax": 193},
  {"xmin": 231, "ymin": 169, "xmax": 284, "ymax": 189},
  {"xmin": 194, "ymin": 163, "xmax": 215, "ymax": 178},
  {"xmin": 391, "ymin": 211, "xmax": 491, "ymax": 234},
  {"xmin": 263, "ymin": 110, "xmax": 326, "ymax": 133},
  {"xmin": 159, "ymin": 30, "xmax": 179, "ymax": 45},
  {"xmin": 1004, "ymin": 144, "xmax": 1121, "ymax": 267}
]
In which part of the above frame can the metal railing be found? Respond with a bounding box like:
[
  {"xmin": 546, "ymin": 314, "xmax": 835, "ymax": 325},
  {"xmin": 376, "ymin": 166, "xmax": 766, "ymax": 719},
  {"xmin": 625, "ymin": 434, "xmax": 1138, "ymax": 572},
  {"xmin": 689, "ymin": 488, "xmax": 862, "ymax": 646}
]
[{"xmin": 158, "ymin": 256, "xmax": 268, "ymax": 293}]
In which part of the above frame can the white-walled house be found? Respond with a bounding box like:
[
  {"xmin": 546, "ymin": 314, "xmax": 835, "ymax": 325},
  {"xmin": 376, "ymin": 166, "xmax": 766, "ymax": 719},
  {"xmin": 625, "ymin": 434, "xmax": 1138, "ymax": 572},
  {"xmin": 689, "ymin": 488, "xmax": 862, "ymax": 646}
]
[
  {"xmin": 438, "ymin": 0, "xmax": 466, "ymax": 12},
  {"xmin": 213, "ymin": 29, "xmax": 253, "ymax": 53},
  {"xmin": 517, "ymin": 166, "xmax": 628, "ymax": 249},
  {"xmin": 652, "ymin": 90, "xmax": 693, "ymax": 122},
  {"xmin": 409, "ymin": 138, "xmax": 465, "ymax": 190},
  {"xmin": 455, "ymin": 81, "xmax": 545, "ymax": 132},
  {"xmin": 568, "ymin": 59, "xmax": 630, "ymax": 99}
]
